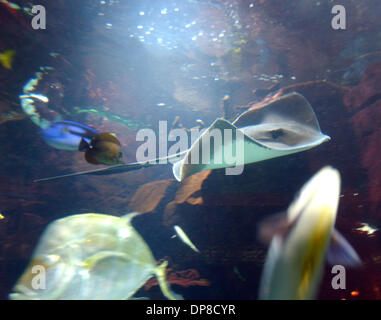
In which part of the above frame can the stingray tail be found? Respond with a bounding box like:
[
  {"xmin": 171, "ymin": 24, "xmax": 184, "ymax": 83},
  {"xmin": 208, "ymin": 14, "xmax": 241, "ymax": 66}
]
[{"xmin": 33, "ymin": 162, "xmax": 153, "ymax": 182}]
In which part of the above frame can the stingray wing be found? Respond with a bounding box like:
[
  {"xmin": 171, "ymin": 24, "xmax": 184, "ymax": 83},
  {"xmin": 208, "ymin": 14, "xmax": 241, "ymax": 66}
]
[
  {"xmin": 233, "ymin": 92, "xmax": 330, "ymax": 150},
  {"xmin": 172, "ymin": 118, "xmax": 277, "ymax": 181}
]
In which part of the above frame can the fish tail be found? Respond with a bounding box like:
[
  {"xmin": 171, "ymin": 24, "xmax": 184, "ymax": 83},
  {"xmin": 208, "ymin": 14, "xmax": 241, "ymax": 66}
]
[
  {"xmin": 120, "ymin": 211, "xmax": 144, "ymax": 223},
  {"xmin": 192, "ymin": 245, "xmax": 200, "ymax": 253},
  {"xmin": 0, "ymin": 49, "xmax": 15, "ymax": 69},
  {"xmin": 156, "ymin": 261, "xmax": 183, "ymax": 300}
]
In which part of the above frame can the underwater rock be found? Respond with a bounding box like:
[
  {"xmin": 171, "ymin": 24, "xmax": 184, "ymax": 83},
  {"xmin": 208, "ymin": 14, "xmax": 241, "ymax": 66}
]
[
  {"xmin": 343, "ymin": 63, "xmax": 381, "ymax": 111},
  {"xmin": 0, "ymin": 212, "xmax": 47, "ymax": 261},
  {"xmin": 127, "ymin": 165, "xmax": 277, "ymax": 268},
  {"xmin": 128, "ymin": 179, "xmax": 176, "ymax": 214},
  {"xmin": 343, "ymin": 63, "xmax": 381, "ymax": 218},
  {"xmin": 0, "ymin": 101, "xmax": 26, "ymax": 125},
  {"xmin": 339, "ymin": 30, "xmax": 381, "ymax": 60},
  {"xmin": 144, "ymin": 266, "xmax": 211, "ymax": 291},
  {"xmin": 173, "ymin": 79, "xmax": 215, "ymax": 112},
  {"xmin": 201, "ymin": 245, "xmax": 266, "ymax": 265},
  {"xmin": 339, "ymin": 52, "xmax": 381, "ymax": 85},
  {"xmin": 163, "ymin": 171, "xmax": 210, "ymax": 227}
]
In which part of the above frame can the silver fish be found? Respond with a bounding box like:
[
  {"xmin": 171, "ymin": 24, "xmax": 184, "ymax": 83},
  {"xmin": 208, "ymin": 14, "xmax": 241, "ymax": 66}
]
[
  {"xmin": 174, "ymin": 225, "xmax": 200, "ymax": 253},
  {"xmin": 9, "ymin": 212, "xmax": 182, "ymax": 300}
]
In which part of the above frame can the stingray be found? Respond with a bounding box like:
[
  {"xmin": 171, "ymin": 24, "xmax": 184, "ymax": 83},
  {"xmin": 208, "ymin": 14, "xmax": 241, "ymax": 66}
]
[{"xmin": 35, "ymin": 92, "xmax": 330, "ymax": 183}]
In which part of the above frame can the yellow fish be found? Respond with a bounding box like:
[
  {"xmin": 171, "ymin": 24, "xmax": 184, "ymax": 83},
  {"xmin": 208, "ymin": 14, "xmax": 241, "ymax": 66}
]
[
  {"xmin": 258, "ymin": 166, "xmax": 361, "ymax": 300},
  {"xmin": 0, "ymin": 49, "xmax": 15, "ymax": 70}
]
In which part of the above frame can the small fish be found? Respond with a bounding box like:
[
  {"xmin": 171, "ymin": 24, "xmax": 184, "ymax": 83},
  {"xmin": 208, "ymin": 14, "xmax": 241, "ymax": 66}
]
[
  {"xmin": 83, "ymin": 132, "xmax": 124, "ymax": 165},
  {"xmin": 356, "ymin": 223, "xmax": 378, "ymax": 235},
  {"xmin": 233, "ymin": 266, "xmax": 246, "ymax": 282},
  {"xmin": 41, "ymin": 120, "xmax": 99, "ymax": 151},
  {"xmin": 0, "ymin": 0, "xmax": 20, "ymax": 10},
  {"xmin": 0, "ymin": 213, "xmax": 4, "ymax": 220},
  {"xmin": 173, "ymin": 225, "xmax": 200, "ymax": 253},
  {"xmin": 0, "ymin": 49, "xmax": 15, "ymax": 70},
  {"xmin": 195, "ymin": 119, "xmax": 205, "ymax": 128}
]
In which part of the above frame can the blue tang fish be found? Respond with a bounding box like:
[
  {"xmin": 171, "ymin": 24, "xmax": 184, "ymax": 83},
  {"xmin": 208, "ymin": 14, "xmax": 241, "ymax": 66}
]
[{"xmin": 41, "ymin": 120, "xmax": 99, "ymax": 151}]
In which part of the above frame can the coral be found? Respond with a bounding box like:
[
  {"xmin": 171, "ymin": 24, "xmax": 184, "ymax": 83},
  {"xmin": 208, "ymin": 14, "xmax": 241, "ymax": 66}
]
[
  {"xmin": 343, "ymin": 63, "xmax": 381, "ymax": 112},
  {"xmin": 128, "ymin": 179, "xmax": 175, "ymax": 214},
  {"xmin": 0, "ymin": 100, "xmax": 26, "ymax": 125},
  {"xmin": 343, "ymin": 63, "xmax": 381, "ymax": 218},
  {"xmin": 144, "ymin": 266, "xmax": 210, "ymax": 291},
  {"xmin": 163, "ymin": 171, "xmax": 210, "ymax": 226}
]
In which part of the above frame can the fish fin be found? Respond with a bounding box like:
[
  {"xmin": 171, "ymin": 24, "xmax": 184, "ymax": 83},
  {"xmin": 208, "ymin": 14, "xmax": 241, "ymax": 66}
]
[
  {"xmin": 257, "ymin": 211, "xmax": 290, "ymax": 245},
  {"xmin": 85, "ymin": 149, "xmax": 100, "ymax": 164},
  {"xmin": 258, "ymin": 235, "xmax": 283, "ymax": 300},
  {"xmin": 172, "ymin": 159, "xmax": 183, "ymax": 182},
  {"xmin": 327, "ymin": 228, "xmax": 362, "ymax": 267},
  {"xmin": 83, "ymin": 251, "xmax": 129, "ymax": 270},
  {"xmin": 120, "ymin": 211, "xmax": 144, "ymax": 223},
  {"xmin": 155, "ymin": 260, "xmax": 183, "ymax": 300},
  {"xmin": 0, "ymin": 49, "xmax": 15, "ymax": 69},
  {"xmin": 78, "ymin": 138, "xmax": 90, "ymax": 151},
  {"xmin": 92, "ymin": 132, "xmax": 121, "ymax": 146}
]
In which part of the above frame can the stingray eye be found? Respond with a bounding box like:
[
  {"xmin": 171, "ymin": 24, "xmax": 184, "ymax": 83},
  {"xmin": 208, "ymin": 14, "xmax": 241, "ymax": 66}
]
[{"xmin": 271, "ymin": 129, "xmax": 284, "ymax": 139}]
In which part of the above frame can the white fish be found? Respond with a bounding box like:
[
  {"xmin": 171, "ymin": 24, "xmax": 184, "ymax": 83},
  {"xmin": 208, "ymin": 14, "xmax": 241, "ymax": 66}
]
[
  {"xmin": 196, "ymin": 119, "xmax": 205, "ymax": 127},
  {"xmin": 173, "ymin": 225, "xmax": 200, "ymax": 253},
  {"xmin": 356, "ymin": 223, "xmax": 378, "ymax": 235},
  {"xmin": 258, "ymin": 166, "xmax": 361, "ymax": 300}
]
